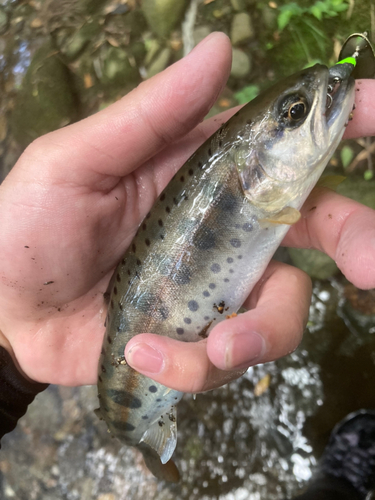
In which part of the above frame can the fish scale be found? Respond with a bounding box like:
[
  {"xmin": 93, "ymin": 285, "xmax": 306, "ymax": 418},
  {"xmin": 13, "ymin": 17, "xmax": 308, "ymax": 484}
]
[{"xmin": 96, "ymin": 63, "xmax": 355, "ymax": 482}]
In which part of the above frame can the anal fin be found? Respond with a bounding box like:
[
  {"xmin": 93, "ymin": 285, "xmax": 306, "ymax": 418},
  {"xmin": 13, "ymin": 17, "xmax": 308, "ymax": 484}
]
[{"xmin": 140, "ymin": 406, "xmax": 177, "ymax": 464}]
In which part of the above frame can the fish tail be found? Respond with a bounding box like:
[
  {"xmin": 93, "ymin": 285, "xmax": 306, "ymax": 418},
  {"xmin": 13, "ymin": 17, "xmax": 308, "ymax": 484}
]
[{"xmin": 139, "ymin": 444, "xmax": 180, "ymax": 483}]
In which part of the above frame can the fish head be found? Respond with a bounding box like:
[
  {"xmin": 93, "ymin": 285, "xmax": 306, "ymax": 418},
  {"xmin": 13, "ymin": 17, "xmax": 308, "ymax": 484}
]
[{"xmin": 236, "ymin": 64, "xmax": 355, "ymax": 211}]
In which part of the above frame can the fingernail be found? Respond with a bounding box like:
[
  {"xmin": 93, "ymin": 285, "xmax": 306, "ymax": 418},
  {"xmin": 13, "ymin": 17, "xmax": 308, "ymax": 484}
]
[
  {"xmin": 126, "ymin": 343, "xmax": 164, "ymax": 374},
  {"xmin": 225, "ymin": 332, "xmax": 265, "ymax": 370}
]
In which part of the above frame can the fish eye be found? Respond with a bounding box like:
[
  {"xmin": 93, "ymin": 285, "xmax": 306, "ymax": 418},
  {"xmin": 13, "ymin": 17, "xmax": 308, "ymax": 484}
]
[
  {"xmin": 279, "ymin": 95, "xmax": 308, "ymax": 124},
  {"xmin": 288, "ymin": 100, "xmax": 307, "ymax": 120}
]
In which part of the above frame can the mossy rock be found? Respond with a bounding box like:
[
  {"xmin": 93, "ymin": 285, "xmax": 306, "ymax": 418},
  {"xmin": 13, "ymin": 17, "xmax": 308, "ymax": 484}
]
[
  {"xmin": 336, "ymin": 176, "xmax": 375, "ymax": 210},
  {"xmin": 101, "ymin": 46, "xmax": 141, "ymax": 90},
  {"xmin": 141, "ymin": 0, "xmax": 189, "ymax": 38},
  {"xmin": 288, "ymin": 248, "xmax": 338, "ymax": 280},
  {"xmin": 11, "ymin": 43, "xmax": 77, "ymax": 146}
]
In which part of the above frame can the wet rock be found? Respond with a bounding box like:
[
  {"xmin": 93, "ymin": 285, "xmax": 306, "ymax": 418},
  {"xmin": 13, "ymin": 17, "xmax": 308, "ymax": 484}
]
[
  {"xmin": 193, "ymin": 25, "xmax": 211, "ymax": 46},
  {"xmin": 141, "ymin": 0, "xmax": 188, "ymax": 38},
  {"xmin": 11, "ymin": 42, "xmax": 77, "ymax": 146},
  {"xmin": 230, "ymin": 0, "xmax": 246, "ymax": 11},
  {"xmin": 288, "ymin": 248, "xmax": 338, "ymax": 280},
  {"xmin": 101, "ymin": 46, "xmax": 140, "ymax": 89},
  {"xmin": 230, "ymin": 12, "xmax": 254, "ymax": 46},
  {"xmin": 231, "ymin": 47, "xmax": 252, "ymax": 78},
  {"xmin": 59, "ymin": 19, "xmax": 101, "ymax": 61},
  {"xmin": 0, "ymin": 6, "xmax": 8, "ymax": 34},
  {"xmin": 147, "ymin": 47, "xmax": 171, "ymax": 78},
  {"xmin": 261, "ymin": 5, "xmax": 278, "ymax": 29}
]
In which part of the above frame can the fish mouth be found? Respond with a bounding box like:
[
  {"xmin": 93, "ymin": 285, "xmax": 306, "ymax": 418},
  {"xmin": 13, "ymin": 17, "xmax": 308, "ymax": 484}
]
[{"xmin": 324, "ymin": 68, "xmax": 355, "ymax": 133}]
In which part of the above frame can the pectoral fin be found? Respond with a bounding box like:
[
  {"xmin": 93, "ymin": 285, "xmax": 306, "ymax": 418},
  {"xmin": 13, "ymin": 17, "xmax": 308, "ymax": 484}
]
[
  {"xmin": 259, "ymin": 206, "xmax": 301, "ymax": 226},
  {"xmin": 140, "ymin": 406, "xmax": 177, "ymax": 464},
  {"xmin": 317, "ymin": 174, "xmax": 346, "ymax": 191}
]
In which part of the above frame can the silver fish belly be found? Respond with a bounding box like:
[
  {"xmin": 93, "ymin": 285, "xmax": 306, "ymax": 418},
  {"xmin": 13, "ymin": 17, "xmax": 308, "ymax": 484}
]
[{"xmin": 96, "ymin": 63, "xmax": 355, "ymax": 481}]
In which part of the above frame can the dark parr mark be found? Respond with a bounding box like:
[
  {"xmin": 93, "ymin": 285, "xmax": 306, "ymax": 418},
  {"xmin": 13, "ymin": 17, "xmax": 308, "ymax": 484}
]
[
  {"xmin": 160, "ymin": 193, "xmax": 166, "ymax": 201},
  {"xmin": 112, "ymin": 421, "xmax": 136, "ymax": 432},
  {"xmin": 180, "ymin": 175, "xmax": 185, "ymax": 182},
  {"xmin": 158, "ymin": 219, "xmax": 163, "ymax": 227},
  {"xmin": 149, "ymin": 385, "xmax": 157, "ymax": 393},
  {"xmin": 184, "ymin": 317, "xmax": 192, "ymax": 324},
  {"xmin": 227, "ymin": 257, "xmax": 233, "ymax": 263},
  {"xmin": 203, "ymin": 291, "xmax": 210, "ymax": 297},
  {"xmin": 113, "ymin": 287, "xmax": 118, "ymax": 295},
  {"xmin": 193, "ymin": 225, "xmax": 216, "ymax": 250},
  {"xmin": 188, "ymin": 300, "xmax": 199, "ymax": 312},
  {"xmin": 145, "ymin": 239, "xmax": 150, "ymax": 246},
  {"xmin": 188, "ymin": 169, "xmax": 194, "ymax": 176},
  {"xmin": 209, "ymin": 283, "xmax": 216, "ymax": 289},
  {"xmin": 176, "ymin": 328, "xmax": 184, "ymax": 335},
  {"xmin": 107, "ymin": 389, "xmax": 142, "ymax": 408},
  {"xmin": 116, "ymin": 274, "xmax": 121, "ymax": 282},
  {"xmin": 166, "ymin": 206, "xmax": 171, "ymax": 213}
]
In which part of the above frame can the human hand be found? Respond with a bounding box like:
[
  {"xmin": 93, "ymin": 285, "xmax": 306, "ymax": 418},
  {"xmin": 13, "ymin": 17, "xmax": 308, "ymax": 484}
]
[{"xmin": 0, "ymin": 33, "xmax": 374, "ymax": 392}]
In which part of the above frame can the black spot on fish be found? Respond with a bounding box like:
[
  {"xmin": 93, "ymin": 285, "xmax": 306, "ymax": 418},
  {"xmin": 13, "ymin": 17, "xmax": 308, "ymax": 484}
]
[
  {"xmin": 108, "ymin": 335, "xmax": 112, "ymax": 344},
  {"xmin": 149, "ymin": 385, "xmax": 157, "ymax": 393},
  {"xmin": 116, "ymin": 274, "xmax": 121, "ymax": 282},
  {"xmin": 145, "ymin": 239, "xmax": 150, "ymax": 246},
  {"xmin": 166, "ymin": 206, "xmax": 171, "ymax": 213},
  {"xmin": 173, "ymin": 197, "xmax": 178, "ymax": 205},
  {"xmin": 101, "ymin": 347, "xmax": 105, "ymax": 355},
  {"xmin": 211, "ymin": 263, "xmax": 221, "ymax": 273},
  {"xmin": 118, "ymin": 303, "xmax": 123, "ymax": 311},
  {"xmin": 136, "ymin": 259, "xmax": 141, "ymax": 266},
  {"xmin": 227, "ymin": 257, "xmax": 233, "ymax": 263},
  {"xmin": 180, "ymin": 175, "xmax": 185, "ymax": 182},
  {"xmin": 110, "ymin": 300, "xmax": 114, "ymax": 309},
  {"xmin": 188, "ymin": 169, "xmax": 194, "ymax": 176},
  {"xmin": 184, "ymin": 317, "xmax": 192, "ymax": 324},
  {"xmin": 246, "ymin": 119, "xmax": 252, "ymax": 125},
  {"xmin": 203, "ymin": 291, "xmax": 210, "ymax": 297},
  {"xmin": 188, "ymin": 300, "xmax": 199, "ymax": 312},
  {"xmin": 127, "ymin": 269, "xmax": 131, "ymax": 275},
  {"xmin": 198, "ymin": 161, "xmax": 203, "ymax": 169},
  {"xmin": 132, "ymin": 244, "xmax": 136, "ymax": 252},
  {"xmin": 113, "ymin": 287, "xmax": 118, "ymax": 295},
  {"xmin": 237, "ymin": 255, "xmax": 243, "ymax": 259},
  {"xmin": 121, "ymin": 258, "xmax": 126, "ymax": 265},
  {"xmin": 243, "ymin": 223, "xmax": 253, "ymax": 232},
  {"xmin": 101, "ymin": 364, "xmax": 106, "ymax": 373},
  {"xmin": 204, "ymin": 316, "xmax": 210, "ymax": 321},
  {"xmin": 193, "ymin": 225, "xmax": 216, "ymax": 250},
  {"xmin": 218, "ymin": 140, "xmax": 222, "ymax": 147},
  {"xmin": 142, "ymin": 223, "xmax": 147, "ymax": 230},
  {"xmin": 112, "ymin": 421, "xmax": 135, "ymax": 432},
  {"xmin": 146, "ymin": 212, "xmax": 151, "ymax": 219},
  {"xmin": 160, "ymin": 234, "xmax": 165, "ymax": 240},
  {"xmin": 209, "ymin": 283, "xmax": 216, "ymax": 289},
  {"xmin": 107, "ymin": 389, "xmax": 142, "ymax": 408},
  {"xmin": 142, "ymin": 415, "xmax": 149, "ymax": 420},
  {"xmin": 160, "ymin": 193, "xmax": 166, "ymax": 201},
  {"xmin": 230, "ymin": 238, "xmax": 241, "ymax": 248},
  {"xmin": 176, "ymin": 328, "xmax": 184, "ymax": 335},
  {"xmin": 224, "ymin": 278, "xmax": 230, "ymax": 282},
  {"xmin": 156, "ymin": 398, "xmax": 161, "ymax": 402},
  {"xmin": 98, "ymin": 376, "xmax": 103, "ymax": 383},
  {"xmin": 208, "ymin": 148, "xmax": 212, "ymax": 157},
  {"xmin": 158, "ymin": 219, "xmax": 163, "ymax": 227}
]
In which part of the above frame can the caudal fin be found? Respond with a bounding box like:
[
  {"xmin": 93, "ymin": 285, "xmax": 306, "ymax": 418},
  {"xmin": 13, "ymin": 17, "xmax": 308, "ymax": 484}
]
[{"xmin": 139, "ymin": 443, "xmax": 180, "ymax": 483}]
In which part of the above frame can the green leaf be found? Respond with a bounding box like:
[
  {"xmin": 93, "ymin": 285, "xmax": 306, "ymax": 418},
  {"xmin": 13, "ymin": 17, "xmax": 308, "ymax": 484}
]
[
  {"xmin": 364, "ymin": 170, "xmax": 374, "ymax": 181},
  {"xmin": 340, "ymin": 145, "xmax": 354, "ymax": 168},
  {"xmin": 310, "ymin": 5, "xmax": 322, "ymax": 19},
  {"xmin": 234, "ymin": 85, "xmax": 260, "ymax": 105}
]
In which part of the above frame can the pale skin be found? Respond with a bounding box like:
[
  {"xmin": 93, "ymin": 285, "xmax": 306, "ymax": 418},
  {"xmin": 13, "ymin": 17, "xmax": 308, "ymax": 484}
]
[{"xmin": 0, "ymin": 33, "xmax": 375, "ymax": 393}]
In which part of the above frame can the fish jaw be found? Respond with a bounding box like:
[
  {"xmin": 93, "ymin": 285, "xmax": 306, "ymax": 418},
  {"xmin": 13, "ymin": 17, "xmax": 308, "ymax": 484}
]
[{"xmin": 234, "ymin": 64, "xmax": 355, "ymax": 213}]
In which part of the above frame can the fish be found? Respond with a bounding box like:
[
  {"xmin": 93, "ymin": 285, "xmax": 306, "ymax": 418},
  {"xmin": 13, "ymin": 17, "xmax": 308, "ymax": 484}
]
[{"xmin": 96, "ymin": 63, "xmax": 355, "ymax": 481}]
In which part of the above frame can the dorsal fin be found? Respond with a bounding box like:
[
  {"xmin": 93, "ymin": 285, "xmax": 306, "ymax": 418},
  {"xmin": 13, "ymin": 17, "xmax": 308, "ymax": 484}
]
[{"xmin": 140, "ymin": 406, "xmax": 177, "ymax": 464}]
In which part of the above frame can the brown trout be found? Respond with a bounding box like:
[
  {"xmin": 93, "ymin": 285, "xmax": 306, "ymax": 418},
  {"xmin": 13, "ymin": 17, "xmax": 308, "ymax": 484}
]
[{"xmin": 96, "ymin": 64, "xmax": 355, "ymax": 481}]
